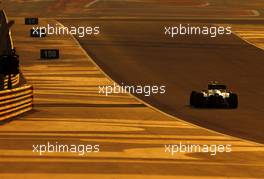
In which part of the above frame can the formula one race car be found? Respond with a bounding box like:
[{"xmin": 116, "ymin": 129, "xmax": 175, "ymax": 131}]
[{"xmin": 190, "ymin": 82, "xmax": 238, "ymax": 108}]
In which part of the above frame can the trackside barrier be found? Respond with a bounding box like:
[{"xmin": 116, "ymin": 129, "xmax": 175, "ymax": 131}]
[
  {"xmin": 3, "ymin": 74, "xmax": 20, "ymax": 89},
  {"xmin": 0, "ymin": 85, "xmax": 33, "ymax": 121},
  {"xmin": 0, "ymin": 73, "xmax": 20, "ymax": 90}
]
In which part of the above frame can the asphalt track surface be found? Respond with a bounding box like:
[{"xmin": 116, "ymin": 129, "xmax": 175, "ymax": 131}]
[
  {"xmin": 60, "ymin": 19, "xmax": 264, "ymax": 143},
  {"xmin": 1, "ymin": 0, "xmax": 264, "ymax": 19}
]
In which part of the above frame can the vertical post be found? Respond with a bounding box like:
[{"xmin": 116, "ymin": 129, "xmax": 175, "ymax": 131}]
[
  {"xmin": 0, "ymin": 74, "xmax": 4, "ymax": 90},
  {"xmin": 7, "ymin": 74, "xmax": 11, "ymax": 89}
]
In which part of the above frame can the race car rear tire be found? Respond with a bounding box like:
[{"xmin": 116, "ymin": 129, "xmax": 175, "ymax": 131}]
[
  {"xmin": 195, "ymin": 93, "xmax": 205, "ymax": 108},
  {"xmin": 190, "ymin": 91, "xmax": 197, "ymax": 106},
  {"xmin": 229, "ymin": 93, "xmax": 238, "ymax": 109}
]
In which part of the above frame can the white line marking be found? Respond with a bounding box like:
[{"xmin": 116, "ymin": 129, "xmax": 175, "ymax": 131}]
[
  {"xmin": 252, "ymin": 10, "xmax": 260, "ymax": 17},
  {"xmin": 85, "ymin": 0, "xmax": 100, "ymax": 8}
]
